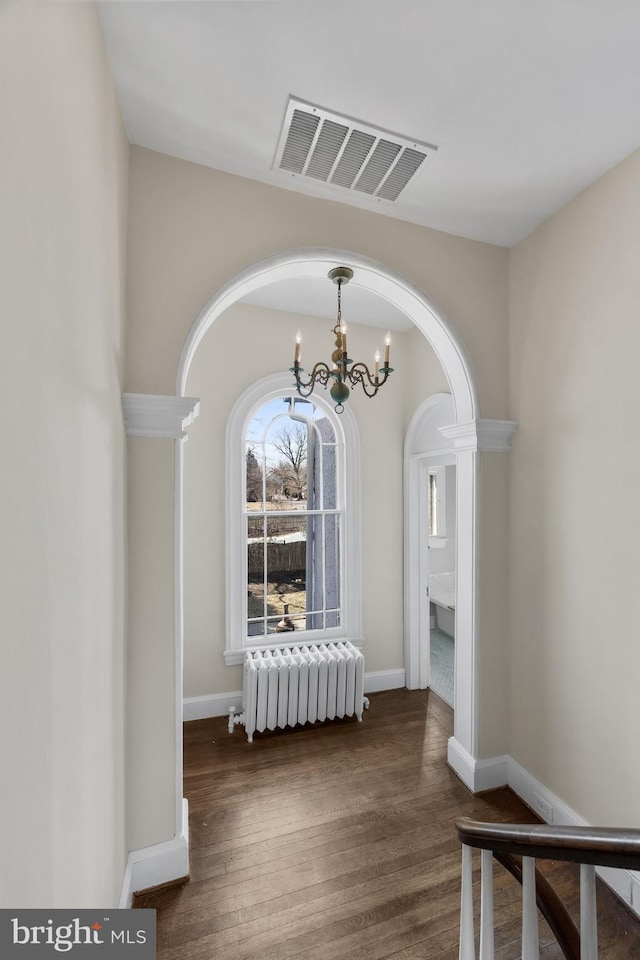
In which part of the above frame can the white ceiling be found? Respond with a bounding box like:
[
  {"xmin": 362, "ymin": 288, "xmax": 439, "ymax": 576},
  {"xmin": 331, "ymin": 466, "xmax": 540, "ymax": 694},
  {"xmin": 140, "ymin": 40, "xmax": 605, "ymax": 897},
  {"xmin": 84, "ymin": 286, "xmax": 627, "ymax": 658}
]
[
  {"xmin": 99, "ymin": 0, "xmax": 640, "ymax": 249},
  {"xmin": 240, "ymin": 277, "xmax": 413, "ymax": 332}
]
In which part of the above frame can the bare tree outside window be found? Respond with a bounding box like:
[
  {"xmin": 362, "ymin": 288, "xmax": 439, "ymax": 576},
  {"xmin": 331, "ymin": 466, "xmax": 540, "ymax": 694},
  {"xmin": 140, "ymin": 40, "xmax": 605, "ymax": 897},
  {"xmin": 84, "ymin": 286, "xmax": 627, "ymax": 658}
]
[
  {"xmin": 245, "ymin": 446, "xmax": 264, "ymax": 503},
  {"xmin": 269, "ymin": 423, "xmax": 307, "ymax": 500}
]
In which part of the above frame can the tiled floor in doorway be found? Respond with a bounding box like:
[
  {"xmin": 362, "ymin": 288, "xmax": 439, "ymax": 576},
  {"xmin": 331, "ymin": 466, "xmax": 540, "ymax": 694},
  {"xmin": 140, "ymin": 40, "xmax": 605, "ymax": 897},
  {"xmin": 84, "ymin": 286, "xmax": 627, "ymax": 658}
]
[{"xmin": 430, "ymin": 628, "xmax": 454, "ymax": 706}]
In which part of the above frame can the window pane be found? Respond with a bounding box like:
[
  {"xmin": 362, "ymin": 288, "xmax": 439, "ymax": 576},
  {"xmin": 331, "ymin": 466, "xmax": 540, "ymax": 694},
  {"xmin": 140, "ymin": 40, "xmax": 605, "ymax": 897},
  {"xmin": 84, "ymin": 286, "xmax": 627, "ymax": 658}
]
[
  {"xmin": 247, "ymin": 516, "xmax": 265, "ymax": 637},
  {"xmin": 321, "ymin": 436, "xmax": 338, "ymax": 509},
  {"xmin": 265, "ymin": 515, "xmax": 307, "ymax": 634},
  {"xmin": 324, "ymin": 514, "xmax": 341, "ymax": 628},
  {"xmin": 245, "ymin": 443, "xmax": 264, "ymax": 504},
  {"xmin": 428, "ymin": 472, "xmax": 438, "ymax": 537},
  {"xmin": 243, "ymin": 395, "xmax": 343, "ymax": 642},
  {"xmin": 305, "ymin": 513, "xmax": 323, "ymax": 631},
  {"xmin": 265, "ymin": 418, "xmax": 307, "ymax": 503}
]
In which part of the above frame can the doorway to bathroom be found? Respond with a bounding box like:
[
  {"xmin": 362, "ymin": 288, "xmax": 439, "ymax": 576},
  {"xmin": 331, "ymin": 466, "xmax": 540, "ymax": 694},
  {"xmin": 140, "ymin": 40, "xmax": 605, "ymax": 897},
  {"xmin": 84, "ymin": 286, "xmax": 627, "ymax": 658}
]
[
  {"xmin": 425, "ymin": 459, "xmax": 456, "ymax": 706},
  {"xmin": 404, "ymin": 391, "xmax": 458, "ymax": 706}
]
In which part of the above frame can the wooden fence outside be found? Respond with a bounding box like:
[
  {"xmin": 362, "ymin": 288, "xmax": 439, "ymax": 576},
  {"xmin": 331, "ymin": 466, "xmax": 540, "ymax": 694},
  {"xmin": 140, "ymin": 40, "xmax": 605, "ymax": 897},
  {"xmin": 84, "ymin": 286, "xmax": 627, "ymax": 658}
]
[{"xmin": 247, "ymin": 541, "xmax": 306, "ymax": 579}]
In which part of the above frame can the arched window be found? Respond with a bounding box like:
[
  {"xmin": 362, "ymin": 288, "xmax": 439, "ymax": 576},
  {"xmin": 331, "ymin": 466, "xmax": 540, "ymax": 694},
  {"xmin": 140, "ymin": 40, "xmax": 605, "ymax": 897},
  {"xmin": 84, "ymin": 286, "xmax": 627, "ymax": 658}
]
[{"xmin": 225, "ymin": 374, "xmax": 361, "ymax": 665}]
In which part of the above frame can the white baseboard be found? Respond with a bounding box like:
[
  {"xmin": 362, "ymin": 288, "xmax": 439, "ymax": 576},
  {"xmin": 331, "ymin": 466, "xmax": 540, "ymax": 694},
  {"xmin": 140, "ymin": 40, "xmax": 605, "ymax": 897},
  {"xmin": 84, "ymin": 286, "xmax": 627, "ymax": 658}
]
[
  {"xmin": 448, "ymin": 746, "xmax": 640, "ymax": 919},
  {"xmin": 364, "ymin": 669, "xmax": 406, "ymax": 694},
  {"xmin": 183, "ymin": 669, "xmax": 407, "ymax": 722},
  {"xmin": 119, "ymin": 799, "xmax": 190, "ymax": 907},
  {"xmin": 183, "ymin": 691, "xmax": 241, "ymax": 721},
  {"xmin": 447, "ymin": 738, "xmax": 510, "ymax": 793}
]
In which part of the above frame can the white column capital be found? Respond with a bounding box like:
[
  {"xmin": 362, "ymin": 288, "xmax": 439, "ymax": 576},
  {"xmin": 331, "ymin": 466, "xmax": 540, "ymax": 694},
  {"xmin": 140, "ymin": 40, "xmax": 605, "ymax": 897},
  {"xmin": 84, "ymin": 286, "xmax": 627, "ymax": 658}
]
[
  {"xmin": 439, "ymin": 418, "xmax": 518, "ymax": 453},
  {"xmin": 122, "ymin": 393, "xmax": 200, "ymax": 440}
]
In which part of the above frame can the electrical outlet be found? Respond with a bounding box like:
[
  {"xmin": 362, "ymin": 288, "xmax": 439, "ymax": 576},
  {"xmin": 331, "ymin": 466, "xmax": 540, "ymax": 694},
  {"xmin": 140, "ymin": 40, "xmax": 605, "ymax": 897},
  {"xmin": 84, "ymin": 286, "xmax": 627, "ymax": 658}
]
[{"xmin": 533, "ymin": 793, "xmax": 554, "ymax": 822}]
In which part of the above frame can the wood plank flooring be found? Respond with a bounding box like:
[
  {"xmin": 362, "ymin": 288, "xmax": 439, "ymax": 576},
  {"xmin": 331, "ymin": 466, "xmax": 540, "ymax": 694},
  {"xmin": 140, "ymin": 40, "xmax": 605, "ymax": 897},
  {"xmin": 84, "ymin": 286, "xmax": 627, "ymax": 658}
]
[{"xmin": 136, "ymin": 689, "xmax": 640, "ymax": 959}]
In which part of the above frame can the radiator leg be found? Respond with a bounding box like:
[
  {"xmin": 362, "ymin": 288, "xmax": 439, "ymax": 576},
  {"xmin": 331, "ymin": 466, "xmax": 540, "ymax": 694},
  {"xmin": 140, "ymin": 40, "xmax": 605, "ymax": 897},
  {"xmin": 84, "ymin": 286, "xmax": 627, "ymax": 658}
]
[
  {"xmin": 357, "ymin": 697, "xmax": 370, "ymax": 722},
  {"xmin": 228, "ymin": 706, "xmax": 246, "ymax": 735}
]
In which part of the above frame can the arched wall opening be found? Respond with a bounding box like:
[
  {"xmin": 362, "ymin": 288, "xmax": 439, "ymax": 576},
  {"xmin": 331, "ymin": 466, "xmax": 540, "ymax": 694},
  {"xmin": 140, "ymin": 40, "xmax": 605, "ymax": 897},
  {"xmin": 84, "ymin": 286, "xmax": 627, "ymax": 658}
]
[{"xmin": 173, "ymin": 247, "xmax": 482, "ymax": 834}]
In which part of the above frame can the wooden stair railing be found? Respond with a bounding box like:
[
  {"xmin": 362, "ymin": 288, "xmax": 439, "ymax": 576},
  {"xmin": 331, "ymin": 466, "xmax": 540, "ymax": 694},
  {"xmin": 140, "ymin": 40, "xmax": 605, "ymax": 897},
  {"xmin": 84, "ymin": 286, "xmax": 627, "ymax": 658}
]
[{"xmin": 455, "ymin": 817, "xmax": 640, "ymax": 960}]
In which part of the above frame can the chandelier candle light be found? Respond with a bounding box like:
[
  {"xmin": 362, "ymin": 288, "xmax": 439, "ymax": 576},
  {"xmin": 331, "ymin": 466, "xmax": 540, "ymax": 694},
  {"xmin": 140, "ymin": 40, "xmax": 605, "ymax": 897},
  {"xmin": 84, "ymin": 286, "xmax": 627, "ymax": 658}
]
[{"xmin": 290, "ymin": 266, "xmax": 394, "ymax": 413}]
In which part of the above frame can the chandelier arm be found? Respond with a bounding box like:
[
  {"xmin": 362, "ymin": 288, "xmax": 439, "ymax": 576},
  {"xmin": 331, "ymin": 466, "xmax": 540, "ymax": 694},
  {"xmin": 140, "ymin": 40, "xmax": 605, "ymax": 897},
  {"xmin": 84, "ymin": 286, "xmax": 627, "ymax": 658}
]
[
  {"xmin": 347, "ymin": 362, "xmax": 393, "ymax": 398},
  {"xmin": 291, "ymin": 361, "xmax": 334, "ymax": 397}
]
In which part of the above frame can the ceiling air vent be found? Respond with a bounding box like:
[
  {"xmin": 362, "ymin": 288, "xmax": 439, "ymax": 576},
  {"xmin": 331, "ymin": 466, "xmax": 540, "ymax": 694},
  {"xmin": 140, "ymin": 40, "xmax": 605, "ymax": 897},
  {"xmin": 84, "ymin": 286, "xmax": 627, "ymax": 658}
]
[{"xmin": 274, "ymin": 98, "xmax": 437, "ymax": 202}]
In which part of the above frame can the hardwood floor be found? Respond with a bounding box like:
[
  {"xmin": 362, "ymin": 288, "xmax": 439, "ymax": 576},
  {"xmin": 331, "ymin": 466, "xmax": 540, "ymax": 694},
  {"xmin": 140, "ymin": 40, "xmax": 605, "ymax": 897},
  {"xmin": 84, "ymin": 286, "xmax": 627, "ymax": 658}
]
[{"xmin": 136, "ymin": 689, "xmax": 640, "ymax": 959}]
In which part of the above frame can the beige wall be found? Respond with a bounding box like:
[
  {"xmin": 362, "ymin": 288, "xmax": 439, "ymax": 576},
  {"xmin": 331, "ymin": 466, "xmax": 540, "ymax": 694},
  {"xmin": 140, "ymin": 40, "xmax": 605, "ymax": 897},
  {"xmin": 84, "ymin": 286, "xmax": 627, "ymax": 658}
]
[
  {"xmin": 508, "ymin": 148, "xmax": 640, "ymax": 825},
  {"xmin": 0, "ymin": 1, "xmax": 129, "ymax": 906}
]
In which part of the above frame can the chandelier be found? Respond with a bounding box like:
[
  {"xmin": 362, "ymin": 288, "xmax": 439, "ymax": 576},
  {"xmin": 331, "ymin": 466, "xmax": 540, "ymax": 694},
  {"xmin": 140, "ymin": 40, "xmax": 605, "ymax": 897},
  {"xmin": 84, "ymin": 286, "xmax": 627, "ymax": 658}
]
[{"xmin": 290, "ymin": 266, "xmax": 393, "ymax": 413}]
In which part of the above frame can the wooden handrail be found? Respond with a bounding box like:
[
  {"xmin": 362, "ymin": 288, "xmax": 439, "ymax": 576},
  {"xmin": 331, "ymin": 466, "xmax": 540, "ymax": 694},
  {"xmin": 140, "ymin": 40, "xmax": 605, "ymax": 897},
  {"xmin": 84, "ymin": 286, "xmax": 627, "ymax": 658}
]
[{"xmin": 456, "ymin": 818, "xmax": 640, "ymax": 871}]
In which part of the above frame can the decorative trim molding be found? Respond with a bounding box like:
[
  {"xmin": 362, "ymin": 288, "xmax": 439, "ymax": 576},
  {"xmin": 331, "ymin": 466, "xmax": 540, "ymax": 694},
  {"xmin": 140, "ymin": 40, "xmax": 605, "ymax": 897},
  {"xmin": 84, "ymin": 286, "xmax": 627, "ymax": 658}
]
[
  {"xmin": 447, "ymin": 748, "xmax": 640, "ymax": 919},
  {"xmin": 439, "ymin": 419, "xmax": 518, "ymax": 453},
  {"xmin": 123, "ymin": 393, "xmax": 200, "ymax": 440},
  {"xmin": 119, "ymin": 799, "xmax": 189, "ymax": 908},
  {"xmin": 477, "ymin": 419, "xmax": 518, "ymax": 451},
  {"xmin": 182, "ymin": 669, "xmax": 405, "ymax": 722}
]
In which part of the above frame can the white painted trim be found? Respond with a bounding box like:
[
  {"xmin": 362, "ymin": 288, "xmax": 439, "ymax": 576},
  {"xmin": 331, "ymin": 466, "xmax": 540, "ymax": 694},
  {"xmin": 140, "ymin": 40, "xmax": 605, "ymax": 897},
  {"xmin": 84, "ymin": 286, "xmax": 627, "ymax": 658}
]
[
  {"xmin": 439, "ymin": 418, "xmax": 518, "ymax": 453},
  {"xmin": 123, "ymin": 393, "xmax": 200, "ymax": 440},
  {"xmin": 404, "ymin": 393, "xmax": 456, "ymax": 457},
  {"xmin": 364, "ymin": 669, "xmax": 406, "ymax": 693},
  {"xmin": 173, "ymin": 439, "xmax": 185, "ymax": 839},
  {"xmin": 119, "ymin": 799, "xmax": 189, "ymax": 908},
  {"xmin": 177, "ymin": 248, "xmax": 479, "ymax": 424},
  {"xmin": 455, "ymin": 448, "xmax": 479, "ymax": 758},
  {"xmin": 447, "ymin": 738, "xmax": 511, "ymax": 793},
  {"xmin": 447, "ymin": 750, "xmax": 640, "ymax": 919},
  {"xmin": 507, "ymin": 758, "xmax": 582, "ymax": 825},
  {"xmin": 476, "ymin": 419, "xmax": 518, "ymax": 451},
  {"xmin": 224, "ymin": 372, "xmax": 362, "ymax": 661},
  {"xmin": 182, "ymin": 669, "xmax": 405, "ymax": 721},
  {"xmin": 184, "ymin": 692, "xmax": 242, "ymax": 721}
]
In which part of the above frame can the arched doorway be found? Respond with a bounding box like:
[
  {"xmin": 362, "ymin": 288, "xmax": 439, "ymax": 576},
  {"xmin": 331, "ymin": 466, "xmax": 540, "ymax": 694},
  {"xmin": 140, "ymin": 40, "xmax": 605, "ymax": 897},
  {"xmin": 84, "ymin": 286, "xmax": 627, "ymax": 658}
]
[{"xmin": 173, "ymin": 247, "xmax": 481, "ymax": 833}]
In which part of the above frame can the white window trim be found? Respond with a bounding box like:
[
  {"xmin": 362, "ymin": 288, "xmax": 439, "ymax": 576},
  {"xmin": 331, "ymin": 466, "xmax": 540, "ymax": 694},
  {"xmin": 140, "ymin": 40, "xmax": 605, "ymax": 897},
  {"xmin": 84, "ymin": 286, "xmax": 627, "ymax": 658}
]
[
  {"xmin": 428, "ymin": 464, "xmax": 447, "ymax": 545},
  {"xmin": 224, "ymin": 372, "xmax": 362, "ymax": 665}
]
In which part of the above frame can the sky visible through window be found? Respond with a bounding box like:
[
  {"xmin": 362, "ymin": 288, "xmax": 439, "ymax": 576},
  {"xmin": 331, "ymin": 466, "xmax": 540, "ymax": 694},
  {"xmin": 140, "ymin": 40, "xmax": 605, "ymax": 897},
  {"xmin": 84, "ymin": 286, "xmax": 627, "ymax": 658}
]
[{"xmin": 247, "ymin": 396, "xmax": 323, "ymax": 468}]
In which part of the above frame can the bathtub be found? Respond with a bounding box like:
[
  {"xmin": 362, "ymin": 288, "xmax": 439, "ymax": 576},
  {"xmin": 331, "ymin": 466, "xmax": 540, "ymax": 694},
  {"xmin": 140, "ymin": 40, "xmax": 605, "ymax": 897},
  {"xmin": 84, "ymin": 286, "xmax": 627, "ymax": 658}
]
[{"xmin": 430, "ymin": 571, "xmax": 455, "ymax": 637}]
